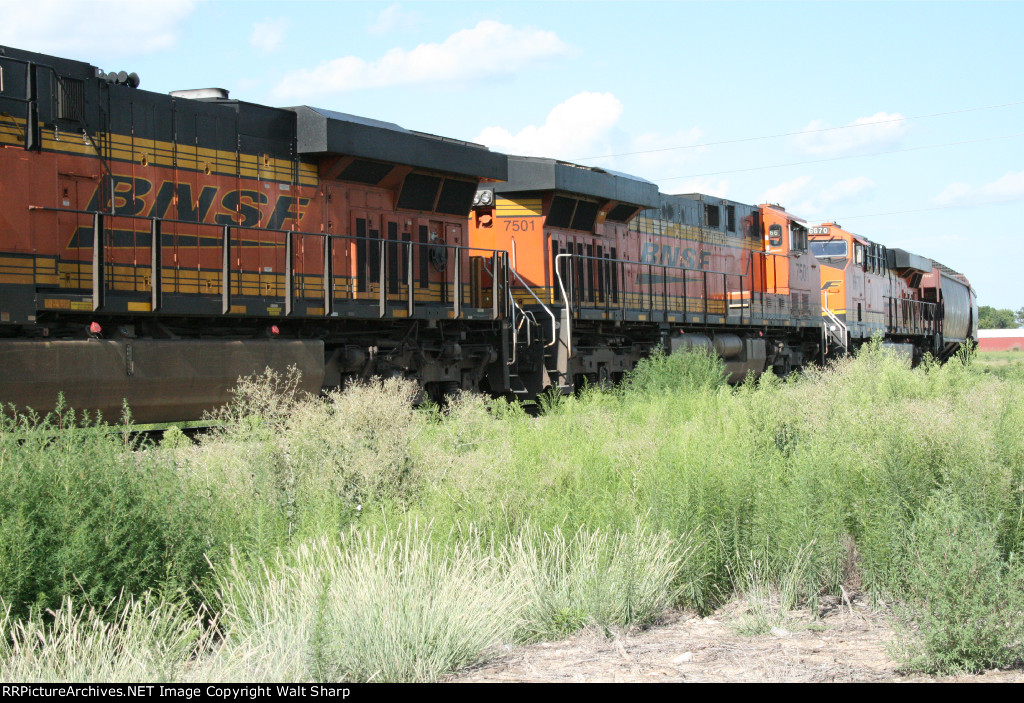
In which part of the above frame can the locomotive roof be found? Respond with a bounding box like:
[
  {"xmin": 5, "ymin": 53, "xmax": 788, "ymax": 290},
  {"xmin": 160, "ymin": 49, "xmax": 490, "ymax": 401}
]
[
  {"xmin": 933, "ymin": 259, "xmax": 971, "ymax": 287},
  {"xmin": 889, "ymin": 248, "xmax": 933, "ymax": 274},
  {"xmin": 291, "ymin": 106, "xmax": 507, "ymax": 181},
  {"xmin": 493, "ymin": 156, "xmax": 661, "ymax": 208}
]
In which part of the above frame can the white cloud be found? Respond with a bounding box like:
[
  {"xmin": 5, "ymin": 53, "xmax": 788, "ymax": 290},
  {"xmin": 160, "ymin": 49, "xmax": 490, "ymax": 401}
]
[
  {"xmin": 0, "ymin": 0, "xmax": 196, "ymax": 58},
  {"xmin": 758, "ymin": 176, "xmax": 875, "ymax": 218},
  {"xmin": 758, "ymin": 176, "xmax": 814, "ymax": 207},
  {"xmin": 818, "ymin": 176, "xmax": 876, "ymax": 206},
  {"xmin": 369, "ymin": 4, "xmax": 417, "ymax": 35},
  {"xmin": 250, "ymin": 18, "xmax": 288, "ymax": 52},
  {"xmin": 792, "ymin": 112, "xmax": 908, "ymax": 157},
  {"xmin": 475, "ymin": 92, "xmax": 624, "ymax": 160},
  {"xmin": 274, "ymin": 21, "xmax": 570, "ymax": 98},
  {"xmin": 474, "ymin": 93, "xmax": 709, "ymax": 192},
  {"xmin": 933, "ymin": 171, "xmax": 1024, "ymax": 207}
]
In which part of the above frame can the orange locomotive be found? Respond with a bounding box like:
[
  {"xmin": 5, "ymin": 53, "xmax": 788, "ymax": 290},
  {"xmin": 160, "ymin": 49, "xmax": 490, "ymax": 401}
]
[
  {"xmin": 0, "ymin": 46, "xmax": 511, "ymax": 421},
  {"xmin": 0, "ymin": 45, "xmax": 977, "ymax": 422},
  {"xmin": 809, "ymin": 223, "xmax": 977, "ymax": 361},
  {"xmin": 468, "ymin": 157, "xmax": 825, "ymax": 394}
]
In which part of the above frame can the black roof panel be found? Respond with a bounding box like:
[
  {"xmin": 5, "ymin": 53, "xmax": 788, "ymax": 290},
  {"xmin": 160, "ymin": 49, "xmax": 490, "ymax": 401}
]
[
  {"xmin": 290, "ymin": 106, "xmax": 507, "ymax": 180},
  {"xmin": 493, "ymin": 156, "xmax": 660, "ymax": 208}
]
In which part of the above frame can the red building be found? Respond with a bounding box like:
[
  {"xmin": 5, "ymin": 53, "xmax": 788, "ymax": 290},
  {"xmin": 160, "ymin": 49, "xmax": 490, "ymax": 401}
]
[{"xmin": 978, "ymin": 329, "xmax": 1024, "ymax": 352}]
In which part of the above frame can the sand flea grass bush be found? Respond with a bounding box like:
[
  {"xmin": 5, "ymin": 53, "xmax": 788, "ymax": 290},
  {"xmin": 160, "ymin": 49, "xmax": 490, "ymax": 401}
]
[
  {"xmin": 212, "ymin": 522, "xmax": 685, "ymax": 682},
  {"xmin": 0, "ymin": 595, "xmax": 210, "ymax": 683},
  {"xmin": 503, "ymin": 522, "xmax": 687, "ymax": 641},
  {"xmin": 213, "ymin": 524, "xmax": 520, "ymax": 682},
  {"xmin": 0, "ymin": 403, "xmax": 214, "ymax": 623}
]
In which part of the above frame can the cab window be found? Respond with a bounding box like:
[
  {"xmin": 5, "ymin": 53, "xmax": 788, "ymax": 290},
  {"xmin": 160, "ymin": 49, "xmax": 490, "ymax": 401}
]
[
  {"xmin": 809, "ymin": 239, "xmax": 847, "ymax": 258},
  {"xmin": 790, "ymin": 223, "xmax": 808, "ymax": 252}
]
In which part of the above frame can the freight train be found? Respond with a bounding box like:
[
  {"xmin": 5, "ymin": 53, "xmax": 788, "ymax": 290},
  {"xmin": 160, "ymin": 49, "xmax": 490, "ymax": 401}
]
[{"xmin": 0, "ymin": 46, "xmax": 977, "ymax": 423}]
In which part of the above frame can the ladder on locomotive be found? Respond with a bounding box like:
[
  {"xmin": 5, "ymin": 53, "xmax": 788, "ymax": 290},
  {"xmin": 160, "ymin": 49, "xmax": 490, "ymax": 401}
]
[
  {"xmin": 821, "ymin": 294, "xmax": 849, "ymax": 357},
  {"xmin": 483, "ymin": 257, "xmax": 560, "ymax": 398}
]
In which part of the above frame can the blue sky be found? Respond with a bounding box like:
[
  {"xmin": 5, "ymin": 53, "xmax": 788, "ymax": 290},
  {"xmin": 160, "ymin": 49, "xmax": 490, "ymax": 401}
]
[{"xmin": 3, "ymin": 1, "xmax": 1021, "ymax": 310}]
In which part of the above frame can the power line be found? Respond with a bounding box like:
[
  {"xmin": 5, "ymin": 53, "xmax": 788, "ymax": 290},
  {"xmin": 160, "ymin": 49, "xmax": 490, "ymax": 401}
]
[
  {"xmin": 572, "ymin": 98, "xmax": 1024, "ymax": 162},
  {"xmin": 655, "ymin": 131, "xmax": 1024, "ymax": 181},
  {"xmin": 838, "ymin": 200, "xmax": 1023, "ymax": 221}
]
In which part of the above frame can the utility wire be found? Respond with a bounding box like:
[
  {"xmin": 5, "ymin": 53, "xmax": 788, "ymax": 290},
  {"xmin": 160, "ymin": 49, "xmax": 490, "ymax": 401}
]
[
  {"xmin": 572, "ymin": 99, "xmax": 1024, "ymax": 162},
  {"xmin": 655, "ymin": 131, "xmax": 1024, "ymax": 181},
  {"xmin": 837, "ymin": 200, "xmax": 1023, "ymax": 221}
]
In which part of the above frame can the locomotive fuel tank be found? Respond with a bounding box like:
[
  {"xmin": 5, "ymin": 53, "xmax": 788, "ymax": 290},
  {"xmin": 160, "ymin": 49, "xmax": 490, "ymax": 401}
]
[
  {"xmin": 0, "ymin": 339, "xmax": 325, "ymax": 423},
  {"xmin": 669, "ymin": 333, "xmax": 767, "ymax": 382}
]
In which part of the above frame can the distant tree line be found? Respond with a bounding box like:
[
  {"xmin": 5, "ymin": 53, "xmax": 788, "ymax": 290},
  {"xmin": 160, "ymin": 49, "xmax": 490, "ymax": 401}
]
[{"xmin": 979, "ymin": 305, "xmax": 1024, "ymax": 329}]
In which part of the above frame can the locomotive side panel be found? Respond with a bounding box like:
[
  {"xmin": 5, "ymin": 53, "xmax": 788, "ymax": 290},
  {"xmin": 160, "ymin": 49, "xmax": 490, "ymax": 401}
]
[{"xmin": 0, "ymin": 44, "xmax": 513, "ymax": 420}]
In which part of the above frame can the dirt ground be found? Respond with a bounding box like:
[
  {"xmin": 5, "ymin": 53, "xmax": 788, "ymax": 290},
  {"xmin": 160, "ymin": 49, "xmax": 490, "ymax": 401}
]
[{"xmin": 449, "ymin": 594, "xmax": 1024, "ymax": 683}]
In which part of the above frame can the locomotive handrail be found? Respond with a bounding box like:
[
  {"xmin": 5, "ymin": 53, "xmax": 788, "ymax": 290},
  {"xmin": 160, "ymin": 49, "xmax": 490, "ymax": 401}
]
[
  {"xmin": 554, "ymin": 253, "xmax": 573, "ymax": 357},
  {"xmin": 553, "ymin": 249, "xmax": 753, "ymax": 326},
  {"xmin": 28, "ymin": 206, "xmax": 513, "ymax": 323},
  {"xmin": 2, "ymin": 56, "xmax": 106, "ymax": 159},
  {"xmin": 820, "ymin": 294, "xmax": 848, "ymax": 354},
  {"xmin": 882, "ymin": 295, "xmax": 939, "ymax": 336},
  {"xmin": 508, "ymin": 266, "xmax": 558, "ymax": 349},
  {"xmin": 479, "ymin": 256, "xmax": 546, "ymax": 364}
]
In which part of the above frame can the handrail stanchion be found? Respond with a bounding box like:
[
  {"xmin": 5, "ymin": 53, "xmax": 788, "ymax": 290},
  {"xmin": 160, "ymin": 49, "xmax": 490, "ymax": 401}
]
[
  {"xmin": 407, "ymin": 240, "xmax": 415, "ymax": 317},
  {"xmin": 221, "ymin": 225, "xmax": 231, "ymax": 315},
  {"xmin": 491, "ymin": 251, "xmax": 500, "ymax": 320},
  {"xmin": 324, "ymin": 233, "xmax": 334, "ymax": 317},
  {"xmin": 703, "ymin": 271, "xmax": 708, "ymax": 317},
  {"xmin": 453, "ymin": 246, "xmax": 461, "ymax": 319},
  {"xmin": 150, "ymin": 217, "xmax": 161, "ymax": 312},
  {"xmin": 378, "ymin": 238, "xmax": 387, "ymax": 318},
  {"xmin": 90, "ymin": 211, "xmax": 106, "ymax": 311},
  {"xmin": 285, "ymin": 230, "xmax": 294, "ymax": 316},
  {"xmin": 647, "ymin": 263, "xmax": 652, "ymax": 311},
  {"xmin": 662, "ymin": 264, "xmax": 668, "ymax": 317},
  {"xmin": 620, "ymin": 260, "xmax": 625, "ymax": 316}
]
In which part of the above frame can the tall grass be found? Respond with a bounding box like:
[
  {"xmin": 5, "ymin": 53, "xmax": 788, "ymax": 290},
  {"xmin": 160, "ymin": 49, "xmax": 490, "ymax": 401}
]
[
  {"xmin": 213, "ymin": 525, "xmax": 519, "ymax": 682},
  {"xmin": 3, "ymin": 342, "xmax": 1024, "ymax": 678},
  {"xmin": 0, "ymin": 595, "xmax": 210, "ymax": 682},
  {"xmin": 2, "ymin": 522, "xmax": 683, "ymax": 683},
  {"xmin": 889, "ymin": 490, "xmax": 1024, "ymax": 674},
  {"xmin": 0, "ymin": 401, "xmax": 214, "ymax": 622}
]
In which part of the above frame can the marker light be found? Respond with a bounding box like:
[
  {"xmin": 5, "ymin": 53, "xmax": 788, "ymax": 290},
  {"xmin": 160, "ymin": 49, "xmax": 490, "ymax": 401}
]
[
  {"xmin": 89, "ymin": 322, "xmax": 102, "ymax": 334},
  {"xmin": 270, "ymin": 325, "xmax": 280, "ymax": 336}
]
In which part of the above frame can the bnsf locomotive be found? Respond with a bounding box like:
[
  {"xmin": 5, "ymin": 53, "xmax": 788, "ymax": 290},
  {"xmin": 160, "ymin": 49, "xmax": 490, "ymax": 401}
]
[{"xmin": 0, "ymin": 46, "xmax": 977, "ymax": 423}]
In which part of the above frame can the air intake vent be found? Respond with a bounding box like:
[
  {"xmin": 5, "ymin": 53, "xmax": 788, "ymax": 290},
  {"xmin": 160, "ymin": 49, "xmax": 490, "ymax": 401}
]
[{"xmin": 56, "ymin": 77, "xmax": 85, "ymax": 122}]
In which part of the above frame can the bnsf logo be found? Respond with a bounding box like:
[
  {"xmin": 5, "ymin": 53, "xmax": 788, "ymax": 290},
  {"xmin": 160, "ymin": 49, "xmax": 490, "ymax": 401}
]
[{"xmin": 80, "ymin": 176, "xmax": 310, "ymax": 230}]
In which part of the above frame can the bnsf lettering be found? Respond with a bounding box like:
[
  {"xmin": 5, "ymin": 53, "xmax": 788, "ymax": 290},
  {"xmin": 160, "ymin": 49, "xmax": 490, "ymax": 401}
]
[
  {"xmin": 640, "ymin": 242, "xmax": 712, "ymax": 269},
  {"xmin": 80, "ymin": 180, "xmax": 308, "ymax": 227},
  {"xmin": 216, "ymin": 190, "xmax": 269, "ymax": 227},
  {"xmin": 267, "ymin": 197, "xmax": 307, "ymax": 231},
  {"xmin": 112, "ymin": 176, "xmax": 152, "ymax": 216},
  {"xmin": 150, "ymin": 182, "xmax": 219, "ymax": 222}
]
